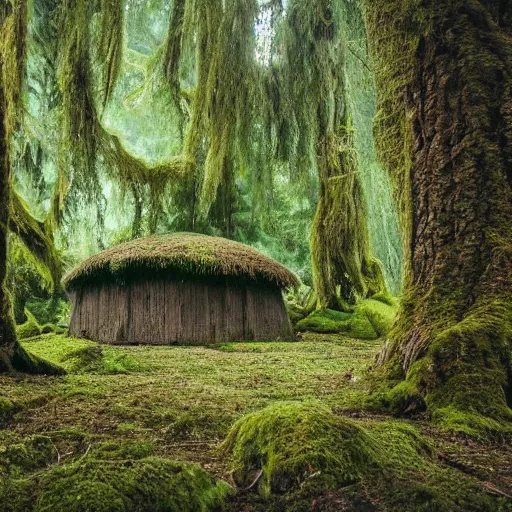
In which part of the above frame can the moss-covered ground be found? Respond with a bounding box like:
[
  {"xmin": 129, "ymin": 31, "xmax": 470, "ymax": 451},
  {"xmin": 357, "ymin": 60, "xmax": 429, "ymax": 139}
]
[{"xmin": 0, "ymin": 334, "xmax": 511, "ymax": 511}]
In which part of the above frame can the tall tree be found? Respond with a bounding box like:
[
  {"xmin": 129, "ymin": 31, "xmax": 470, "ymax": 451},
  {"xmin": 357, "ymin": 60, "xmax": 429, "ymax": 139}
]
[
  {"xmin": 280, "ymin": 0, "xmax": 387, "ymax": 308},
  {"xmin": 0, "ymin": 0, "xmax": 60, "ymax": 373},
  {"xmin": 365, "ymin": 0, "xmax": 512, "ymax": 434}
]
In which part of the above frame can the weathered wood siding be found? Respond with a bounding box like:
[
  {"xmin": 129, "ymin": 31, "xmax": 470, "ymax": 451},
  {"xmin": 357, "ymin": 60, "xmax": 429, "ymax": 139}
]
[{"xmin": 68, "ymin": 279, "xmax": 293, "ymax": 345}]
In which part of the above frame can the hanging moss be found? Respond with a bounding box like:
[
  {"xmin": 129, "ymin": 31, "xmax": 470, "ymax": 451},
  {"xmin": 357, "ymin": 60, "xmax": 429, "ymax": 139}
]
[
  {"xmin": 269, "ymin": 0, "xmax": 389, "ymax": 308},
  {"xmin": 9, "ymin": 190, "xmax": 62, "ymax": 292},
  {"xmin": 0, "ymin": 0, "xmax": 62, "ymax": 376},
  {"xmin": 97, "ymin": 0, "xmax": 124, "ymax": 111}
]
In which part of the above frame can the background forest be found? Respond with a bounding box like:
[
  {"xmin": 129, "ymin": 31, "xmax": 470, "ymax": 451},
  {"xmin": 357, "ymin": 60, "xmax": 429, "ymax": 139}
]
[{"xmin": 9, "ymin": 0, "xmax": 402, "ymax": 327}]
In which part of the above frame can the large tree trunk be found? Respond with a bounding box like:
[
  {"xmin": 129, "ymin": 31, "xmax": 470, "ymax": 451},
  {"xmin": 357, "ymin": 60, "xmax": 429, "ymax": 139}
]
[{"xmin": 365, "ymin": 0, "xmax": 512, "ymax": 434}]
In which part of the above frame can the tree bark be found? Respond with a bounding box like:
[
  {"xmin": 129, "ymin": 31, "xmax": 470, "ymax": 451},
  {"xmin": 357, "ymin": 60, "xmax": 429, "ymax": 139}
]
[{"xmin": 366, "ymin": 0, "xmax": 512, "ymax": 433}]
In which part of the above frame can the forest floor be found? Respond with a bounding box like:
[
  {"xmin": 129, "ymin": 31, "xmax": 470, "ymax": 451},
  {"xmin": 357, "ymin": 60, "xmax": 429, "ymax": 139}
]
[{"xmin": 1, "ymin": 333, "xmax": 511, "ymax": 511}]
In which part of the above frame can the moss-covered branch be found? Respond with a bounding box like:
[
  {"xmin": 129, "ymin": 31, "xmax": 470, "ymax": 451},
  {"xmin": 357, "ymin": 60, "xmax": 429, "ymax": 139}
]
[{"xmin": 9, "ymin": 189, "xmax": 62, "ymax": 292}]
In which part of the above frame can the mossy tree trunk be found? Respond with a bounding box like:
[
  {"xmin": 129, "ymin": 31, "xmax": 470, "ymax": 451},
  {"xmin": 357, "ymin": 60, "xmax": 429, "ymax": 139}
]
[
  {"xmin": 0, "ymin": 0, "xmax": 62, "ymax": 374},
  {"xmin": 307, "ymin": 1, "xmax": 387, "ymax": 310},
  {"xmin": 311, "ymin": 126, "xmax": 387, "ymax": 309},
  {"xmin": 366, "ymin": 0, "xmax": 512, "ymax": 433},
  {"xmin": 0, "ymin": 21, "xmax": 17, "ymax": 371}
]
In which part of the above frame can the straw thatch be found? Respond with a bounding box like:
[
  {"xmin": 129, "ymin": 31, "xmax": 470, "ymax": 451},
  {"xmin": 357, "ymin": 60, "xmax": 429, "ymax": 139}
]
[{"xmin": 63, "ymin": 233, "xmax": 299, "ymax": 290}]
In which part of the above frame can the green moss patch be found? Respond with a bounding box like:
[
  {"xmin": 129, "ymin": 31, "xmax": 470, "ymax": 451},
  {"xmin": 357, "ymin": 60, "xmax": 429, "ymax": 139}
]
[
  {"xmin": 222, "ymin": 403, "xmax": 505, "ymax": 511},
  {"xmin": 296, "ymin": 298, "xmax": 397, "ymax": 339},
  {"xmin": 0, "ymin": 397, "xmax": 15, "ymax": 423},
  {"xmin": 1, "ymin": 434, "xmax": 57, "ymax": 473},
  {"xmin": 369, "ymin": 301, "xmax": 512, "ymax": 439},
  {"xmin": 23, "ymin": 336, "xmax": 144, "ymax": 374},
  {"xmin": 34, "ymin": 457, "xmax": 232, "ymax": 512},
  {"xmin": 222, "ymin": 402, "xmax": 377, "ymax": 496},
  {"xmin": 3, "ymin": 334, "xmax": 510, "ymax": 510},
  {"xmin": 0, "ymin": 451, "xmax": 232, "ymax": 512},
  {"xmin": 16, "ymin": 309, "xmax": 42, "ymax": 340}
]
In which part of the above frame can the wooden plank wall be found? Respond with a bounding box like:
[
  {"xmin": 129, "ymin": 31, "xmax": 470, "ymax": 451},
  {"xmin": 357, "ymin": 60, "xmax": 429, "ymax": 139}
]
[{"xmin": 68, "ymin": 279, "xmax": 293, "ymax": 345}]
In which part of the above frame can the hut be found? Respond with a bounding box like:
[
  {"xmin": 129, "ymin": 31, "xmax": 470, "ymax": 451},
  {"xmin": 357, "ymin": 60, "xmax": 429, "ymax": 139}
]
[{"xmin": 63, "ymin": 233, "xmax": 298, "ymax": 345}]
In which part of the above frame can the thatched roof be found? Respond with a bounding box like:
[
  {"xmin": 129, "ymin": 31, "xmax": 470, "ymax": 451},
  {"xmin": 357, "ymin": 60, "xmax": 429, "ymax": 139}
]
[{"xmin": 63, "ymin": 233, "xmax": 299, "ymax": 290}]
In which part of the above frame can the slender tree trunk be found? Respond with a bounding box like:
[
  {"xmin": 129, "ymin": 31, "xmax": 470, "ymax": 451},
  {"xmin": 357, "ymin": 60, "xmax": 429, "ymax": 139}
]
[
  {"xmin": 311, "ymin": 128, "xmax": 387, "ymax": 309},
  {"xmin": 0, "ymin": 46, "xmax": 18, "ymax": 371},
  {"xmin": 0, "ymin": 0, "xmax": 61, "ymax": 374},
  {"xmin": 366, "ymin": 0, "xmax": 512, "ymax": 433},
  {"xmin": 308, "ymin": 2, "xmax": 387, "ymax": 310}
]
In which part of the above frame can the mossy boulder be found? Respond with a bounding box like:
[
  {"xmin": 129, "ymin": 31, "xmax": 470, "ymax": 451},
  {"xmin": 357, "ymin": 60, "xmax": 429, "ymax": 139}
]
[
  {"xmin": 222, "ymin": 403, "xmax": 504, "ymax": 511},
  {"xmin": 222, "ymin": 402, "xmax": 377, "ymax": 496},
  {"xmin": 34, "ymin": 457, "xmax": 232, "ymax": 512},
  {"xmin": 296, "ymin": 297, "xmax": 397, "ymax": 339}
]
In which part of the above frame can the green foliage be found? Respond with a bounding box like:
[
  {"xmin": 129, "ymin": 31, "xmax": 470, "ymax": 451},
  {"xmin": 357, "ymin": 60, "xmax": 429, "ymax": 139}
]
[
  {"xmin": 25, "ymin": 297, "xmax": 70, "ymax": 327},
  {"xmin": 342, "ymin": 3, "xmax": 403, "ymax": 294},
  {"xmin": 9, "ymin": 0, "xmax": 403, "ymax": 312}
]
